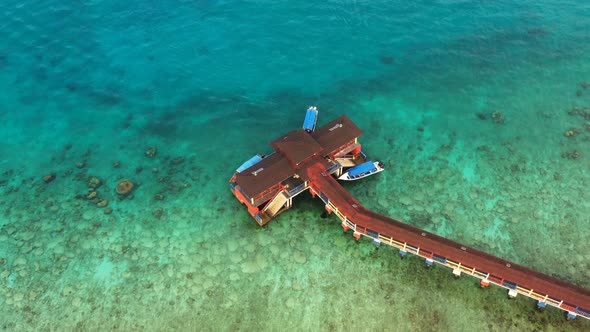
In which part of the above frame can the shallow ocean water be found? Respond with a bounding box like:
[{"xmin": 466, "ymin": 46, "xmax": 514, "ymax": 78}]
[{"xmin": 0, "ymin": 0, "xmax": 589, "ymax": 330}]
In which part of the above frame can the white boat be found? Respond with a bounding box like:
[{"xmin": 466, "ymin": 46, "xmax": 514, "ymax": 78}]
[{"xmin": 338, "ymin": 161, "xmax": 384, "ymax": 181}]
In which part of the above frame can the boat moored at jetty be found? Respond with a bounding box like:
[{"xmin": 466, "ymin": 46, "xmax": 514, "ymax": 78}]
[{"xmin": 338, "ymin": 160, "xmax": 384, "ymax": 181}]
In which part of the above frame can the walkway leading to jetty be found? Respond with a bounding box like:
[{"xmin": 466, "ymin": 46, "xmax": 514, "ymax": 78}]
[{"xmin": 304, "ymin": 160, "xmax": 590, "ymax": 320}]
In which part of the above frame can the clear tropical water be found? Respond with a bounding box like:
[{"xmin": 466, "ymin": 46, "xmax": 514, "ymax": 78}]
[{"xmin": 1, "ymin": 0, "xmax": 589, "ymax": 330}]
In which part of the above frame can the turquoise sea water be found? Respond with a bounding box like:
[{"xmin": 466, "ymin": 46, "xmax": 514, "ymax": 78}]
[{"xmin": 1, "ymin": 0, "xmax": 590, "ymax": 330}]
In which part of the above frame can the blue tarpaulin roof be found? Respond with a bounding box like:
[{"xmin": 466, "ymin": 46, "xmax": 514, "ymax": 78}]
[
  {"xmin": 348, "ymin": 161, "xmax": 376, "ymax": 177},
  {"xmin": 236, "ymin": 155, "xmax": 263, "ymax": 173},
  {"xmin": 302, "ymin": 108, "xmax": 318, "ymax": 131}
]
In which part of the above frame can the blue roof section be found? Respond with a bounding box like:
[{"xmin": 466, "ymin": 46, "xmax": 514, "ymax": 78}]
[
  {"xmin": 348, "ymin": 161, "xmax": 376, "ymax": 177},
  {"xmin": 236, "ymin": 155, "xmax": 263, "ymax": 173},
  {"xmin": 302, "ymin": 108, "xmax": 318, "ymax": 131}
]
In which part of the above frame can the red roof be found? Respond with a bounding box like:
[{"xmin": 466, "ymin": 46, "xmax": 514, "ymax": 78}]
[
  {"xmin": 270, "ymin": 130, "xmax": 322, "ymax": 166},
  {"xmin": 236, "ymin": 114, "xmax": 363, "ymax": 200},
  {"xmin": 234, "ymin": 153, "xmax": 294, "ymax": 199},
  {"xmin": 311, "ymin": 115, "xmax": 363, "ymax": 155}
]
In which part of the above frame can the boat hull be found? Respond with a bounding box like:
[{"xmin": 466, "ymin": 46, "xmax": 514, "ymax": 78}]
[{"xmin": 338, "ymin": 161, "xmax": 384, "ymax": 181}]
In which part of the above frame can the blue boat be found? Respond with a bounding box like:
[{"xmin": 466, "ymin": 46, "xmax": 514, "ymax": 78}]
[
  {"xmin": 302, "ymin": 106, "xmax": 318, "ymax": 132},
  {"xmin": 338, "ymin": 160, "xmax": 384, "ymax": 181},
  {"xmin": 236, "ymin": 154, "xmax": 265, "ymax": 173}
]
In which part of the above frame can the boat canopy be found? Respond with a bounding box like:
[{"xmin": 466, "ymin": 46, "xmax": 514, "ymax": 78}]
[
  {"xmin": 236, "ymin": 155, "xmax": 264, "ymax": 173},
  {"xmin": 302, "ymin": 107, "xmax": 318, "ymax": 132},
  {"xmin": 348, "ymin": 161, "xmax": 376, "ymax": 177}
]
